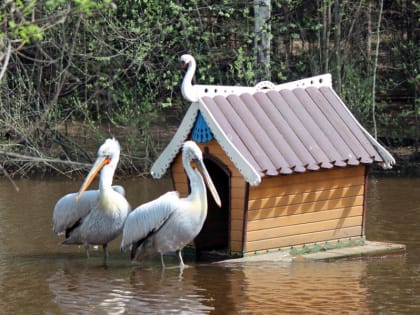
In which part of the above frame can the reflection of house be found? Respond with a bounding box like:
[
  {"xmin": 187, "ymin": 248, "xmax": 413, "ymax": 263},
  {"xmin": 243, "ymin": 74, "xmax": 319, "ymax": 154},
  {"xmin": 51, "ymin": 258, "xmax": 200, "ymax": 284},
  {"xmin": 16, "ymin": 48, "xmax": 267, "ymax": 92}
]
[{"xmin": 151, "ymin": 55, "xmax": 395, "ymax": 258}]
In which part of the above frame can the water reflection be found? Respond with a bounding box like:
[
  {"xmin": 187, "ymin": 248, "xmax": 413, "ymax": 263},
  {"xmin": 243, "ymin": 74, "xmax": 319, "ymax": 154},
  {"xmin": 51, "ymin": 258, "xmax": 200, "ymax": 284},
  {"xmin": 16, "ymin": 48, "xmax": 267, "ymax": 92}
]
[
  {"xmin": 0, "ymin": 177, "xmax": 418, "ymax": 314},
  {"xmin": 45, "ymin": 259, "xmax": 374, "ymax": 314},
  {"xmin": 366, "ymin": 177, "xmax": 420, "ymax": 249},
  {"xmin": 214, "ymin": 261, "xmax": 370, "ymax": 314},
  {"xmin": 48, "ymin": 262, "xmax": 216, "ymax": 314}
]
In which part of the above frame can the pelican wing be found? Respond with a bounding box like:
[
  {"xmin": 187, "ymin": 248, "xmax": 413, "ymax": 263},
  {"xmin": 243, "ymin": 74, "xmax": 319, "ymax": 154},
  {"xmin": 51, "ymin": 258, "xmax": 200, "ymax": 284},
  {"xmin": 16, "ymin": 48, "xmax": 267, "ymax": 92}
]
[
  {"xmin": 121, "ymin": 191, "xmax": 180, "ymax": 251},
  {"xmin": 53, "ymin": 185, "xmax": 125, "ymax": 235}
]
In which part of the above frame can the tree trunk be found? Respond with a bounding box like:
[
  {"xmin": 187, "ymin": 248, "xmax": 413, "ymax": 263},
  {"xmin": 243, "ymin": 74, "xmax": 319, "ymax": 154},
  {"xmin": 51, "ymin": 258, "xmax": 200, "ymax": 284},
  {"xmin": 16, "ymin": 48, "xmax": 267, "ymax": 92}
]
[
  {"xmin": 254, "ymin": 0, "xmax": 271, "ymax": 81},
  {"xmin": 322, "ymin": 0, "xmax": 331, "ymax": 73},
  {"xmin": 334, "ymin": 0, "xmax": 342, "ymax": 94},
  {"xmin": 372, "ymin": 0, "xmax": 384, "ymax": 140},
  {"xmin": 366, "ymin": 1, "xmax": 372, "ymax": 67}
]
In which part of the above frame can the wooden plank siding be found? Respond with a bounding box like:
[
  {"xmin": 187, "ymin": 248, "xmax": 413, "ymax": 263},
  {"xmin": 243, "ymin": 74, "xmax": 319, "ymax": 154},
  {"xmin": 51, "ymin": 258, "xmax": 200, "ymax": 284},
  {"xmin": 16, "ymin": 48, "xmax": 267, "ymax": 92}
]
[
  {"xmin": 245, "ymin": 227, "xmax": 362, "ymax": 253},
  {"xmin": 244, "ymin": 166, "xmax": 366, "ymax": 254}
]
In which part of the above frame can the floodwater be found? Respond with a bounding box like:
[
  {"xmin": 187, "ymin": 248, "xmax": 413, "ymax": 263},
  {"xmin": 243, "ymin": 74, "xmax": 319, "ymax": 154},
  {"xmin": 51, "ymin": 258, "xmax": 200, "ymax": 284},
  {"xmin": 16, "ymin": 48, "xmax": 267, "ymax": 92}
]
[{"xmin": 0, "ymin": 175, "xmax": 419, "ymax": 314}]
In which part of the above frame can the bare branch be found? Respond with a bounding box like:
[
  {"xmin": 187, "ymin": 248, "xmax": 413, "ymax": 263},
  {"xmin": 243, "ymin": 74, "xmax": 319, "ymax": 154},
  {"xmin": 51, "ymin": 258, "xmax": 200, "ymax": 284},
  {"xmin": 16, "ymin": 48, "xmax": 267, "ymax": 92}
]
[{"xmin": 0, "ymin": 41, "xmax": 11, "ymax": 81}]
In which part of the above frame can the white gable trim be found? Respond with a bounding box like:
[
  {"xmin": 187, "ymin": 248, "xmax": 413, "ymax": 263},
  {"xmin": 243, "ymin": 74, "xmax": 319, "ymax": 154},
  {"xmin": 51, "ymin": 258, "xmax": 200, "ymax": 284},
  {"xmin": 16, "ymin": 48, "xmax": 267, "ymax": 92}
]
[
  {"xmin": 150, "ymin": 103, "xmax": 199, "ymax": 179},
  {"xmin": 150, "ymin": 101, "xmax": 261, "ymax": 186}
]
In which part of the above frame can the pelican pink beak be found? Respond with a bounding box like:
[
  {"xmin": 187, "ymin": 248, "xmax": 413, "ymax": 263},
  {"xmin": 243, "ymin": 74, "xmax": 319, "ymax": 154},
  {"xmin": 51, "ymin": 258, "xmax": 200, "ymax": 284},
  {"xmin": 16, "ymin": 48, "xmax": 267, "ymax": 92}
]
[
  {"xmin": 75, "ymin": 156, "xmax": 111, "ymax": 201},
  {"xmin": 194, "ymin": 159, "xmax": 222, "ymax": 208}
]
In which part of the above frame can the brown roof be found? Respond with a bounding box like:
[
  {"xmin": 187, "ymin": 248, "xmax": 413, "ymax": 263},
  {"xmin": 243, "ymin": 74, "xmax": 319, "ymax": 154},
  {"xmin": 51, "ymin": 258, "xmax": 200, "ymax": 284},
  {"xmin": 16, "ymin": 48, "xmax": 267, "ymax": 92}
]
[
  {"xmin": 202, "ymin": 86, "xmax": 382, "ymax": 176},
  {"xmin": 151, "ymin": 74, "xmax": 395, "ymax": 186}
]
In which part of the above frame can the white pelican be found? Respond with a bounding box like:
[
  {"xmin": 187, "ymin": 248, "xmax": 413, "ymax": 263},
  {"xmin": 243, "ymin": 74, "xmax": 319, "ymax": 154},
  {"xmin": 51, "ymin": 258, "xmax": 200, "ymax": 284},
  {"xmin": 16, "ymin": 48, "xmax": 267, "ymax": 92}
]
[
  {"xmin": 120, "ymin": 141, "xmax": 221, "ymax": 268},
  {"xmin": 53, "ymin": 185, "xmax": 125, "ymax": 236},
  {"xmin": 53, "ymin": 138, "xmax": 131, "ymax": 259}
]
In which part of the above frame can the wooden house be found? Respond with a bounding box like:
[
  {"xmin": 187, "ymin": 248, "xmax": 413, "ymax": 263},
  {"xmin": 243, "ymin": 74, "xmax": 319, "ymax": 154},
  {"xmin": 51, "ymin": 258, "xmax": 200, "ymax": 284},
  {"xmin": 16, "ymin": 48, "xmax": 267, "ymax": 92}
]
[{"xmin": 150, "ymin": 55, "xmax": 395, "ymax": 258}]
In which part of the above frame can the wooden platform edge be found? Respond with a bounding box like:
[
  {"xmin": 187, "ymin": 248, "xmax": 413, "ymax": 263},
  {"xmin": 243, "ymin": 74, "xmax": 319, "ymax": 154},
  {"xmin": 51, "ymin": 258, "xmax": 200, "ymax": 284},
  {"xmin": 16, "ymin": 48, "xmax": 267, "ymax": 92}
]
[
  {"xmin": 297, "ymin": 240, "xmax": 406, "ymax": 261},
  {"xmin": 213, "ymin": 240, "xmax": 406, "ymax": 265}
]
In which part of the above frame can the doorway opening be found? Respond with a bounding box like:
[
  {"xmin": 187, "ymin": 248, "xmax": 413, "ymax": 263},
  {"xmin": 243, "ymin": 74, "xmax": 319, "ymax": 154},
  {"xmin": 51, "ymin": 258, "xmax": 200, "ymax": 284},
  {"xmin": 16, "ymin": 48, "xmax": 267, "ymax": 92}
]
[{"xmin": 195, "ymin": 155, "xmax": 230, "ymax": 261}]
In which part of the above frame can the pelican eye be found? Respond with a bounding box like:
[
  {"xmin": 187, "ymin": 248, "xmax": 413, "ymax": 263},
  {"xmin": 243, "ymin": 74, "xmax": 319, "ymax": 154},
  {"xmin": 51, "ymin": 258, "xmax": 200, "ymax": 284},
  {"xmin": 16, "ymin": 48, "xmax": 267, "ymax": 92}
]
[{"xmin": 190, "ymin": 158, "xmax": 200, "ymax": 169}]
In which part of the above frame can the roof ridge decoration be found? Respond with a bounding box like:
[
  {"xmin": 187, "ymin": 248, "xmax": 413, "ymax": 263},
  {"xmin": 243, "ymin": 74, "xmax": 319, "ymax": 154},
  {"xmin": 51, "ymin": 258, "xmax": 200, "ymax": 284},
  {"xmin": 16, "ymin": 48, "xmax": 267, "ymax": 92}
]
[
  {"xmin": 150, "ymin": 54, "xmax": 394, "ymax": 185},
  {"xmin": 180, "ymin": 54, "xmax": 332, "ymax": 102}
]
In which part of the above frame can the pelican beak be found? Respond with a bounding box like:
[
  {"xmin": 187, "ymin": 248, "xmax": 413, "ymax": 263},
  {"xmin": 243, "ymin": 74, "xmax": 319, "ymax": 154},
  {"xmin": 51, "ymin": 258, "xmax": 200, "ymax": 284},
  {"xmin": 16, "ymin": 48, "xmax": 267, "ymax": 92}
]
[
  {"xmin": 75, "ymin": 156, "xmax": 111, "ymax": 201},
  {"xmin": 195, "ymin": 159, "xmax": 222, "ymax": 208}
]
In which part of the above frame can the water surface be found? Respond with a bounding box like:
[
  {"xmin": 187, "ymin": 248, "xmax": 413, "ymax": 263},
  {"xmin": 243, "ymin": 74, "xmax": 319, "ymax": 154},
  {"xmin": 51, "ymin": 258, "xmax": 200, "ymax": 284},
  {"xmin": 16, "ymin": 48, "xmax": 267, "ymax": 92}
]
[{"xmin": 0, "ymin": 176, "xmax": 419, "ymax": 314}]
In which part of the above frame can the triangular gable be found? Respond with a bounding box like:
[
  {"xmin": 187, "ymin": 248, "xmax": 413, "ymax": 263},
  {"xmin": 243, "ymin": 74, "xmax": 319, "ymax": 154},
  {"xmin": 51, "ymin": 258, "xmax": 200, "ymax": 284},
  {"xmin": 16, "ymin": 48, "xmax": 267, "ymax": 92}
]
[
  {"xmin": 191, "ymin": 111, "xmax": 214, "ymax": 143},
  {"xmin": 150, "ymin": 101, "xmax": 262, "ymax": 186}
]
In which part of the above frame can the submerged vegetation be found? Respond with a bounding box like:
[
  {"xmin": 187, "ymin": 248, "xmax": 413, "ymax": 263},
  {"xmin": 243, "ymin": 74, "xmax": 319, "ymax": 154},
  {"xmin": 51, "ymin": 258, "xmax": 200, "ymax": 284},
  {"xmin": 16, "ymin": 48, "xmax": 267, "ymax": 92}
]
[{"xmin": 0, "ymin": 0, "xmax": 418, "ymax": 177}]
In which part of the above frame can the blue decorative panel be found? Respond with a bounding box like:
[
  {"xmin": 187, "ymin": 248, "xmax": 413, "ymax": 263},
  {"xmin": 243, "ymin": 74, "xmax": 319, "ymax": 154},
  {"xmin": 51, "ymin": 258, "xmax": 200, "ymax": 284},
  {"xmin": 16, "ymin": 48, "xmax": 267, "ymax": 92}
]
[{"xmin": 192, "ymin": 111, "xmax": 214, "ymax": 143}]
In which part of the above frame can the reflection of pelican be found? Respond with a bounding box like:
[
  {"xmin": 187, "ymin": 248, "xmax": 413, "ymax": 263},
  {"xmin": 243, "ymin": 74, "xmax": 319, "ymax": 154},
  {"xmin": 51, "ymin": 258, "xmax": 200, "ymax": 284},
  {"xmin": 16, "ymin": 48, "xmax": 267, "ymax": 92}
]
[
  {"xmin": 53, "ymin": 138, "xmax": 131, "ymax": 259},
  {"xmin": 121, "ymin": 141, "xmax": 221, "ymax": 268},
  {"xmin": 47, "ymin": 263, "xmax": 215, "ymax": 314}
]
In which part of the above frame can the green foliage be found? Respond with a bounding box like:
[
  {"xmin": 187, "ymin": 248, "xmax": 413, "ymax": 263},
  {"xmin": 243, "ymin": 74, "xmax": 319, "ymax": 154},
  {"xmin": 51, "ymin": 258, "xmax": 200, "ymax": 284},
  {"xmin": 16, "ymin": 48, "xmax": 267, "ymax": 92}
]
[
  {"xmin": 341, "ymin": 64, "xmax": 373, "ymax": 126},
  {"xmin": 8, "ymin": 21, "xmax": 43, "ymax": 43},
  {"xmin": 231, "ymin": 47, "xmax": 256, "ymax": 84},
  {"xmin": 2, "ymin": 0, "xmax": 112, "ymax": 45},
  {"xmin": 0, "ymin": 0, "xmax": 418, "ymax": 174}
]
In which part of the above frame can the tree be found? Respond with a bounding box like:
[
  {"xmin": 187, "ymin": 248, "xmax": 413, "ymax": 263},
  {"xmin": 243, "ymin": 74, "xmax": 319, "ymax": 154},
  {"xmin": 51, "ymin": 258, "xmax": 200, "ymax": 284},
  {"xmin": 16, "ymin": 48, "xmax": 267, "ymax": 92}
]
[
  {"xmin": 0, "ymin": 0, "xmax": 418, "ymax": 176},
  {"xmin": 254, "ymin": 0, "xmax": 271, "ymax": 80},
  {"xmin": 371, "ymin": 0, "xmax": 384, "ymax": 140}
]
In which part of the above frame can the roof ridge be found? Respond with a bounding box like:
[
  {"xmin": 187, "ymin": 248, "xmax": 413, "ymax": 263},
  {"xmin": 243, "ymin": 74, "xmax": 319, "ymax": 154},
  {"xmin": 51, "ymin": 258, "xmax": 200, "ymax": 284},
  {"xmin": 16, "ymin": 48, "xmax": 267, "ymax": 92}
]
[{"xmin": 183, "ymin": 74, "xmax": 332, "ymax": 100}]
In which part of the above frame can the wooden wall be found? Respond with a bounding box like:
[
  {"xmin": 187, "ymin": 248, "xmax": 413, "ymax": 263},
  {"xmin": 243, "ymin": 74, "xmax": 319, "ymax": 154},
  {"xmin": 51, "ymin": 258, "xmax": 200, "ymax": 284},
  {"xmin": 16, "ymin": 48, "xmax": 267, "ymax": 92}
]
[
  {"xmin": 170, "ymin": 139, "xmax": 366, "ymax": 257},
  {"xmin": 244, "ymin": 166, "xmax": 366, "ymax": 254},
  {"xmin": 171, "ymin": 139, "xmax": 248, "ymax": 254}
]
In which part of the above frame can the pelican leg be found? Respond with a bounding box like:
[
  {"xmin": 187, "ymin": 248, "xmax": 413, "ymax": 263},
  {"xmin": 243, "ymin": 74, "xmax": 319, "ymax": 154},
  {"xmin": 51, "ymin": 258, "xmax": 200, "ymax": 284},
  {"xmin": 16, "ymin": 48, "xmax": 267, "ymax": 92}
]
[
  {"xmin": 177, "ymin": 250, "xmax": 185, "ymax": 268},
  {"xmin": 84, "ymin": 244, "xmax": 90, "ymax": 259},
  {"xmin": 160, "ymin": 253, "xmax": 166, "ymax": 268},
  {"xmin": 103, "ymin": 244, "xmax": 109, "ymax": 261}
]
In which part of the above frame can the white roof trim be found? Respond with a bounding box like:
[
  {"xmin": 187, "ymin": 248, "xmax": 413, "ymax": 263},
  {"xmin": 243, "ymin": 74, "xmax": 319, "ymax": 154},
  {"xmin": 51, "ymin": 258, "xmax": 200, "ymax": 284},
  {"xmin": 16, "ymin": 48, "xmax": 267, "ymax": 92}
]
[
  {"xmin": 182, "ymin": 74, "xmax": 332, "ymax": 100},
  {"xmin": 150, "ymin": 103, "xmax": 199, "ymax": 178},
  {"xmin": 150, "ymin": 101, "xmax": 261, "ymax": 186},
  {"xmin": 272, "ymin": 73, "xmax": 332, "ymax": 90}
]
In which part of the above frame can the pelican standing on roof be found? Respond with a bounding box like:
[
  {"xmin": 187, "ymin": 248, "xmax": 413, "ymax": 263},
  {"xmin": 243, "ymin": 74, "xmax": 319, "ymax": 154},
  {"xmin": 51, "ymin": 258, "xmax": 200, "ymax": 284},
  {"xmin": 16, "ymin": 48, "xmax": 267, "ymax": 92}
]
[
  {"xmin": 120, "ymin": 141, "xmax": 221, "ymax": 268},
  {"xmin": 53, "ymin": 138, "xmax": 131, "ymax": 260}
]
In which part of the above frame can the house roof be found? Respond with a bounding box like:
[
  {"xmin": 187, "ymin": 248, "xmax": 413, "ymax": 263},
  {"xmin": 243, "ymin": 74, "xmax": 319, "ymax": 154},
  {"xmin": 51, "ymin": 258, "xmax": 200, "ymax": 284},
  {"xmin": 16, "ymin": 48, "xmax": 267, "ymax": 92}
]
[{"xmin": 151, "ymin": 74, "xmax": 395, "ymax": 186}]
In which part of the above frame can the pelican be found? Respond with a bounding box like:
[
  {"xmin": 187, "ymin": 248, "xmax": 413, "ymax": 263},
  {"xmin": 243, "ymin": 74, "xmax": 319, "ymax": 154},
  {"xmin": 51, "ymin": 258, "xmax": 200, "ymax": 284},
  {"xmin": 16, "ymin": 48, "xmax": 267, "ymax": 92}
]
[
  {"xmin": 53, "ymin": 138, "xmax": 131, "ymax": 259},
  {"xmin": 53, "ymin": 185, "xmax": 125, "ymax": 236},
  {"xmin": 120, "ymin": 141, "xmax": 221, "ymax": 268}
]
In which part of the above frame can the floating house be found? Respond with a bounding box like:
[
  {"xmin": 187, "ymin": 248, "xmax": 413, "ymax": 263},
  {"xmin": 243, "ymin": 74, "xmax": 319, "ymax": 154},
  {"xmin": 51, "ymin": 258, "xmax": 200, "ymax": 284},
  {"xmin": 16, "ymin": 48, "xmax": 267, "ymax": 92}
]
[{"xmin": 151, "ymin": 54, "xmax": 395, "ymax": 258}]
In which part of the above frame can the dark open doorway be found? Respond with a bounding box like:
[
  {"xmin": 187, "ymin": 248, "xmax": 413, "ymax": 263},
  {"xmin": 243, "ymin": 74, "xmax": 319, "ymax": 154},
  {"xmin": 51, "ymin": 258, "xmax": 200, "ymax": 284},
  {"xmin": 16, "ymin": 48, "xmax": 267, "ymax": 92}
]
[{"xmin": 195, "ymin": 155, "xmax": 230, "ymax": 260}]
